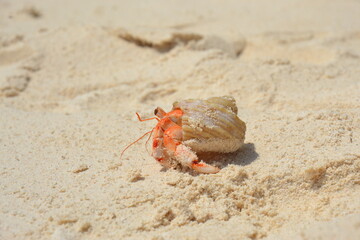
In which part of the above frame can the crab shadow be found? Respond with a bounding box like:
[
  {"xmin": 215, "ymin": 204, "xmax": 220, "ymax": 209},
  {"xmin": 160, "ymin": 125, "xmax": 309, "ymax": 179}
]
[{"xmin": 197, "ymin": 143, "xmax": 259, "ymax": 168}]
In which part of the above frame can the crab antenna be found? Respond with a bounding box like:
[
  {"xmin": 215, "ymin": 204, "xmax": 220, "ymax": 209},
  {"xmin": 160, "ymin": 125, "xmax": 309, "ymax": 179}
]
[
  {"xmin": 145, "ymin": 127, "xmax": 155, "ymax": 155},
  {"xmin": 120, "ymin": 130, "xmax": 153, "ymax": 159}
]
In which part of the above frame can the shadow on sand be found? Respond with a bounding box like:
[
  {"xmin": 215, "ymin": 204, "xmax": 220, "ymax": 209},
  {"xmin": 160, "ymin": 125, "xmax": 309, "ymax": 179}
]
[{"xmin": 197, "ymin": 143, "xmax": 259, "ymax": 168}]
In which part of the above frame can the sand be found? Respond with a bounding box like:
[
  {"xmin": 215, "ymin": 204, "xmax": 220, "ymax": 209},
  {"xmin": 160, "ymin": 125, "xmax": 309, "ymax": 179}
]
[{"xmin": 1, "ymin": 0, "xmax": 360, "ymax": 239}]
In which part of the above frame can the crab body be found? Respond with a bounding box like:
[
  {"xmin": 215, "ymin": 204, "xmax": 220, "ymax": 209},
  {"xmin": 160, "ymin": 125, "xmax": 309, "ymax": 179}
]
[{"xmin": 151, "ymin": 96, "xmax": 246, "ymax": 174}]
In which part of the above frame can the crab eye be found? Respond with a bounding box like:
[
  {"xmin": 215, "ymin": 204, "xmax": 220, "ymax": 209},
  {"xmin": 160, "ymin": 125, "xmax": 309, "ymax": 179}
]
[{"xmin": 154, "ymin": 108, "xmax": 158, "ymax": 116}]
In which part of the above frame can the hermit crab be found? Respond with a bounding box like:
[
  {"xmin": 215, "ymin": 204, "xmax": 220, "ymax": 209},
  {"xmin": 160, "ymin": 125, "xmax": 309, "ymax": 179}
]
[{"xmin": 123, "ymin": 96, "xmax": 246, "ymax": 174}]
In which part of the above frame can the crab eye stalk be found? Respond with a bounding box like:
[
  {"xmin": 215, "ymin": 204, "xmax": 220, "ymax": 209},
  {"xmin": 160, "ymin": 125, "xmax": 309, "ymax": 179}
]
[{"xmin": 154, "ymin": 107, "xmax": 166, "ymax": 118}]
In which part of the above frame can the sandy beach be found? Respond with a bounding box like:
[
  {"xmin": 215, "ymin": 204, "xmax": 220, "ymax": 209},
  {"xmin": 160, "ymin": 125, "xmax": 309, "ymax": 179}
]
[{"xmin": 1, "ymin": 0, "xmax": 360, "ymax": 239}]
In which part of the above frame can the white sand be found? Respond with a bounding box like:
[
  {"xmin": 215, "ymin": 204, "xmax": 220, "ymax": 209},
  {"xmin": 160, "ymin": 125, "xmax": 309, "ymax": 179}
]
[{"xmin": 1, "ymin": 0, "xmax": 360, "ymax": 239}]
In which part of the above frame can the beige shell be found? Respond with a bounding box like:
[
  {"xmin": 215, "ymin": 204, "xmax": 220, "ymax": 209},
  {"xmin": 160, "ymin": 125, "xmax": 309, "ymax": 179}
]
[{"xmin": 173, "ymin": 96, "xmax": 246, "ymax": 153}]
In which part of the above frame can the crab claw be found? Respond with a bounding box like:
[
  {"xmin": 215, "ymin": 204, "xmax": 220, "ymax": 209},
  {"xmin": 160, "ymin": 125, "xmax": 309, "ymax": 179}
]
[
  {"xmin": 175, "ymin": 144, "xmax": 220, "ymax": 174},
  {"xmin": 191, "ymin": 161, "xmax": 220, "ymax": 174}
]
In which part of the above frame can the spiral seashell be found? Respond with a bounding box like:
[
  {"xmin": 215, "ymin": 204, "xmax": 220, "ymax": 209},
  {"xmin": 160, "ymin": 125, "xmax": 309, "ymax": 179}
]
[{"xmin": 173, "ymin": 96, "xmax": 246, "ymax": 153}]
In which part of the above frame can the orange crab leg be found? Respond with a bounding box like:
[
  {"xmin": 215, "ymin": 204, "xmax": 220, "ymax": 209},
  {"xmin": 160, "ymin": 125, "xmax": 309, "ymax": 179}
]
[
  {"xmin": 136, "ymin": 112, "xmax": 159, "ymax": 122},
  {"xmin": 191, "ymin": 161, "xmax": 220, "ymax": 174}
]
